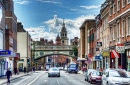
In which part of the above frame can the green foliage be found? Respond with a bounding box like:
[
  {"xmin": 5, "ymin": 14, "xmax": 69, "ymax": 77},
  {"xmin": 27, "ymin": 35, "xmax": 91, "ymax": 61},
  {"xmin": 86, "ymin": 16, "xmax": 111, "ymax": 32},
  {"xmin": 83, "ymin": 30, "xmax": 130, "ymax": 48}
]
[{"xmin": 72, "ymin": 46, "xmax": 78, "ymax": 59}]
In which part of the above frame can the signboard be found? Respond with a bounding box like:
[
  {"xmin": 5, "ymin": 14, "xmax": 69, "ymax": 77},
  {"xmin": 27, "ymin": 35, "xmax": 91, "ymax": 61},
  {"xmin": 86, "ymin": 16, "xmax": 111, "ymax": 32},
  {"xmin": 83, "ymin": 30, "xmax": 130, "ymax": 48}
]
[
  {"xmin": 97, "ymin": 42, "xmax": 102, "ymax": 47},
  {"xmin": 95, "ymin": 56, "xmax": 102, "ymax": 60},
  {"xmin": 0, "ymin": 50, "xmax": 16, "ymax": 57},
  {"xmin": 116, "ymin": 43, "xmax": 125, "ymax": 53}
]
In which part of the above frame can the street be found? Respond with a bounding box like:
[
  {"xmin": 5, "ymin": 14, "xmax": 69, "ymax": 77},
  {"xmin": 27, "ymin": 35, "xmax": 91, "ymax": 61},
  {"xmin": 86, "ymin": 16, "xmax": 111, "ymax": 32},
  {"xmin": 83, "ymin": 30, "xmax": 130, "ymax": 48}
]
[{"xmin": 2, "ymin": 71, "xmax": 98, "ymax": 85}]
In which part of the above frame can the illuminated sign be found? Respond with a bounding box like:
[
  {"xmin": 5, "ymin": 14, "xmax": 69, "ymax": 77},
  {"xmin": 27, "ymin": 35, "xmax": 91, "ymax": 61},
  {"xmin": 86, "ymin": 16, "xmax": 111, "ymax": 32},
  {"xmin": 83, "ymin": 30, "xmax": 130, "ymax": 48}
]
[{"xmin": 0, "ymin": 50, "xmax": 16, "ymax": 57}]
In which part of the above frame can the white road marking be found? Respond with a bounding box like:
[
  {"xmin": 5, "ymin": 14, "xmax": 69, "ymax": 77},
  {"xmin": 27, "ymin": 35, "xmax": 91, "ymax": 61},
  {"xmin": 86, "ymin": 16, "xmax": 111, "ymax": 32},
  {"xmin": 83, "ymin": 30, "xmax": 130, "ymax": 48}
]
[
  {"xmin": 27, "ymin": 74, "xmax": 43, "ymax": 85},
  {"xmin": 57, "ymin": 80, "xmax": 60, "ymax": 85},
  {"xmin": 44, "ymin": 80, "xmax": 47, "ymax": 82}
]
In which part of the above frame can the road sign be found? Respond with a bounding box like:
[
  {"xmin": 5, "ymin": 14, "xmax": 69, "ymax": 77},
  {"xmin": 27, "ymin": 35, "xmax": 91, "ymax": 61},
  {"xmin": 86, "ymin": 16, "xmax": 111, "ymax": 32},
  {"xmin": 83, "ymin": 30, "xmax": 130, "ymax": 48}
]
[{"xmin": 116, "ymin": 44, "xmax": 125, "ymax": 53}]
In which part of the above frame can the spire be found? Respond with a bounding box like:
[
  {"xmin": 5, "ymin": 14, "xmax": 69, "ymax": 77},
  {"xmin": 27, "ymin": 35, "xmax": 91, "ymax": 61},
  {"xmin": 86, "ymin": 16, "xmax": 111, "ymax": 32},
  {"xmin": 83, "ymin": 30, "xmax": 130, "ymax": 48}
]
[
  {"xmin": 57, "ymin": 34, "xmax": 60, "ymax": 38},
  {"xmin": 63, "ymin": 19, "xmax": 65, "ymax": 27},
  {"xmin": 61, "ymin": 19, "xmax": 66, "ymax": 32}
]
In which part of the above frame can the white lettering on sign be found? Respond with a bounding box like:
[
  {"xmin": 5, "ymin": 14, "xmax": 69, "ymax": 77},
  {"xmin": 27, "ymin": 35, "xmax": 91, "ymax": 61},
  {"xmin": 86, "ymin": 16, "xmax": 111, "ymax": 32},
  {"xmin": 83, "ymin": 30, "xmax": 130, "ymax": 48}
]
[{"xmin": 116, "ymin": 46, "xmax": 125, "ymax": 53}]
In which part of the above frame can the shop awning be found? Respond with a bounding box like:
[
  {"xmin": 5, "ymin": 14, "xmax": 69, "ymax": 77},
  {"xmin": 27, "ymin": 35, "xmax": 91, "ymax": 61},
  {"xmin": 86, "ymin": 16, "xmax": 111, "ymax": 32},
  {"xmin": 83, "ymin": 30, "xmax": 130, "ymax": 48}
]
[
  {"xmin": 111, "ymin": 50, "xmax": 119, "ymax": 58},
  {"xmin": 0, "ymin": 50, "xmax": 16, "ymax": 57}
]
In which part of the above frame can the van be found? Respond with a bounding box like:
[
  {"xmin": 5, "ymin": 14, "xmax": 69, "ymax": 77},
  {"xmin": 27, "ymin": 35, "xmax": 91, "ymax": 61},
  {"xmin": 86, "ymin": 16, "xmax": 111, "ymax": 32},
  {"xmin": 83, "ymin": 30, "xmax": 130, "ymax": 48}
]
[{"xmin": 68, "ymin": 62, "xmax": 78, "ymax": 74}]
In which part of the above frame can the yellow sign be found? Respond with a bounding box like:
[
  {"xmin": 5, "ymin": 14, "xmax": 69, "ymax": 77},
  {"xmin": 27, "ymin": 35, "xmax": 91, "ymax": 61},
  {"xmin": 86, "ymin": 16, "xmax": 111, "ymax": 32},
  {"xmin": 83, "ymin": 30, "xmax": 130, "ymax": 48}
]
[{"xmin": 102, "ymin": 51, "xmax": 109, "ymax": 57}]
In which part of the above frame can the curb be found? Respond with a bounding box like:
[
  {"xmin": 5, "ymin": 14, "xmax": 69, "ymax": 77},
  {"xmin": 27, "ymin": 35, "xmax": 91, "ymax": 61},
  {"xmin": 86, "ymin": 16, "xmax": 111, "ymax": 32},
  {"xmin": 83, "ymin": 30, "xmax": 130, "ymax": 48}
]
[{"xmin": 0, "ymin": 73, "xmax": 33, "ymax": 85}]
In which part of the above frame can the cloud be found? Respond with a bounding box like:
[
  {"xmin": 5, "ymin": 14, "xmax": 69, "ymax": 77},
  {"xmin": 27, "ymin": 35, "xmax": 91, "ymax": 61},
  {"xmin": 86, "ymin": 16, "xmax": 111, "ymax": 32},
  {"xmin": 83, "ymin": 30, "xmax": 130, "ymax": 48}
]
[
  {"xmin": 36, "ymin": 0, "xmax": 61, "ymax": 4},
  {"xmin": 80, "ymin": 5, "xmax": 101, "ymax": 9},
  {"xmin": 44, "ymin": 14, "xmax": 95, "ymax": 40},
  {"xmin": 25, "ymin": 14, "xmax": 95, "ymax": 43},
  {"xmin": 13, "ymin": 0, "xmax": 30, "ymax": 5}
]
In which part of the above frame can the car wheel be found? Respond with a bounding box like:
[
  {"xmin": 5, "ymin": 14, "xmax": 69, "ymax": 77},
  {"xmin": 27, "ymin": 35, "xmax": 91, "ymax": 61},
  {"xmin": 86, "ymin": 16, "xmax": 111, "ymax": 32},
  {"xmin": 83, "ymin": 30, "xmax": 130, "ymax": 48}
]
[{"xmin": 85, "ymin": 78, "xmax": 86, "ymax": 81}]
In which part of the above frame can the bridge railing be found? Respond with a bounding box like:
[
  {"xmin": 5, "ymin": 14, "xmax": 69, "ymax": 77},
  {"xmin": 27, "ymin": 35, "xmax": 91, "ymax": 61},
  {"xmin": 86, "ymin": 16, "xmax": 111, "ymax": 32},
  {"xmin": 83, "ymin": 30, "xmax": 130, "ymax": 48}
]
[{"xmin": 35, "ymin": 45, "xmax": 74, "ymax": 50}]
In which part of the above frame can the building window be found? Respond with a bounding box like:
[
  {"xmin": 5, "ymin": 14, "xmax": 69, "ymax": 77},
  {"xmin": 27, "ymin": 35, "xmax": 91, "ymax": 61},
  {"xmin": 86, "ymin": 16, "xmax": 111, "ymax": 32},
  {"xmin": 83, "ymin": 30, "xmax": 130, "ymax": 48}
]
[
  {"xmin": 113, "ymin": 3, "xmax": 116, "ymax": 14},
  {"xmin": 114, "ymin": 25, "xmax": 117, "ymax": 39},
  {"xmin": 117, "ymin": 0, "xmax": 120, "ymax": 11},
  {"xmin": 117, "ymin": 22, "xmax": 120, "ymax": 38},
  {"xmin": 110, "ymin": 6, "xmax": 113, "ymax": 16},
  {"xmin": 122, "ymin": 19, "xmax": 125, "ymax": 36},
  {"xmin": 122, "ymin": 0, "xmax": 126, "ymax": 7},
  {"xmin": 128, "ymin": 17, "xmax": 130, "ymax": 34},
  {"xmin": 110, "ymin": 27, "xmax": 113, "ymax": 40}
]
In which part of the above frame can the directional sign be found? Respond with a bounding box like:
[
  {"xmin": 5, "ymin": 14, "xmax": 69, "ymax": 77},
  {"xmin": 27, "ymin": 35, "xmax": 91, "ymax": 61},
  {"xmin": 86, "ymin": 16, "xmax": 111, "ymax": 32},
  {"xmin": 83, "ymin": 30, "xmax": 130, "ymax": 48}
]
[{"xmin": 116, "ymin": 44, "xmax": 125, "ymax": 53}]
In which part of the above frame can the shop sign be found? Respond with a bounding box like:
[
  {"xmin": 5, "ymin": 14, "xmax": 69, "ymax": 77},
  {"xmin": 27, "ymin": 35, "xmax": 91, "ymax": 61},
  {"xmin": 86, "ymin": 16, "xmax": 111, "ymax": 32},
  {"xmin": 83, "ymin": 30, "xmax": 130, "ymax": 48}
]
[
  {"xmin": 0, "ymin": 50, "xmax": 16, "ymax": 57},
  {"xmin": 102, "ymin": 51, "xmax": 109, "ymax": 57},
  {"xmin": 116, "ymin": 44, "xmax": 125, "ymax": 53},
  {"xmin": 95, "ymin": 56, "xmax": 102, "ymax": 60},
  {"xmin": 97, "ymin": 42, "xmax": 102, "ymax": 47}
]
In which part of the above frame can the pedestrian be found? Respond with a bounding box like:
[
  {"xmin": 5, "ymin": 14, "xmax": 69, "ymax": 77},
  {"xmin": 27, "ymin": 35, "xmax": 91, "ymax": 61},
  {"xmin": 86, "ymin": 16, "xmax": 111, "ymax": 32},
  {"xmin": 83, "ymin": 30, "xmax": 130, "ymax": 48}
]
[
  {"xmin": 33, "ymin": 66, "xmax": 35, "ymax": 72},
  {"xmin": 17, "ymin": 68, "xmax": 19, "ymax": 75},
  {"xmin": 14, "ymin": 68, "xmax": 17, "ymax": 75},
  {"xmin": 6, "ymin": 68, "xmax": 12, "ymax": 84},
  {"xmin": 24, "ymin": 67, "xmax": 26, "ymax": 73}
]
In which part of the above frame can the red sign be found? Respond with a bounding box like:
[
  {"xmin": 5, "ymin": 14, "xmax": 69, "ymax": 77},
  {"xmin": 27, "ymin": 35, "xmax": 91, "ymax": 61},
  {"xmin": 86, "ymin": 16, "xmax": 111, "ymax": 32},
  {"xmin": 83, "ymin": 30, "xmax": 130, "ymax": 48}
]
[{"xmin": 117, "ymin": 43, "xmax": 124, "ymax": 46}]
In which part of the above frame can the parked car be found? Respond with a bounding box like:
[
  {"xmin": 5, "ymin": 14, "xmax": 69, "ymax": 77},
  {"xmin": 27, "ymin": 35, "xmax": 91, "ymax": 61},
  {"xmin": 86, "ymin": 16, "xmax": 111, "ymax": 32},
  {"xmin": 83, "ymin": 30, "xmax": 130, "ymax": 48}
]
[
  {"xmin": 88, "ymin": 71, "xmax": 102, "ymax": 84},
  {"xmin": 48, "ymin": 67, "xmax": 60, "ymax": 77},
  {"xmin": 102, "ymin": 69, "xmax": 130, "ymax": 85},
  {"xmin": 84, "ymin": 69, "xmax": 96, "ymax": 81}
]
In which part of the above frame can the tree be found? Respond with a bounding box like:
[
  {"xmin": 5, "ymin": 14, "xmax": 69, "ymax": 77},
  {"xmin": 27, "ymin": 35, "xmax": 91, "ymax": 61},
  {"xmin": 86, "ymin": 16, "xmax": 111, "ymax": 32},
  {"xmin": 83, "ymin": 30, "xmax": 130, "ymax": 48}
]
[{"xmin": 72, "ymin": 46, "xmax": 78, "ymax": 60}]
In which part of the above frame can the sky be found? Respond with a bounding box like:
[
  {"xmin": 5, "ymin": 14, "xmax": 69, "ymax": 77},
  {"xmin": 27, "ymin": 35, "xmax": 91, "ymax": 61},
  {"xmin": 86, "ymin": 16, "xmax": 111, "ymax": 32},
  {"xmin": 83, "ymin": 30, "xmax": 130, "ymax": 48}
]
[{"xmin": 13, "ymin": 0, "xmax": 105, "ymax": 42}]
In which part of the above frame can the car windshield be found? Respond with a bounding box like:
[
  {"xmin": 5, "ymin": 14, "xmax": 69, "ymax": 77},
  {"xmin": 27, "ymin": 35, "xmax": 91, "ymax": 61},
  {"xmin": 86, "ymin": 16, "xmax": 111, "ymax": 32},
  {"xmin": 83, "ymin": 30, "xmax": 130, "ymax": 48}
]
[
  {"xmin": 50, "ymin": 68, "xmax": 59, "ymax": 71},
  {"xmin": 109, "ymin": 70, "xmax": 127, "ymax": 77},
  {"xmin": 70, "ymin": 64, "xmax": 76, "ymax": 68},
  {"xmin": 91, "ymin": 71, "xmax": 102, "ymax": 76}
]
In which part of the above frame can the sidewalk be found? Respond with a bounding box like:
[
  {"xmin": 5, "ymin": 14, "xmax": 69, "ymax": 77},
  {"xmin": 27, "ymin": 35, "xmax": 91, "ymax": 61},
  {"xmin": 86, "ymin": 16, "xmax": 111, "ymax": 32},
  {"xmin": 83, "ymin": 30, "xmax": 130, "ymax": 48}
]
[
  {"xmin": 78, "ymin": 70, "xmax": 85, "ymax": 75},
  {"xmin": 0, "ymin": 72, "xmax": 33, "ymax": 85}
]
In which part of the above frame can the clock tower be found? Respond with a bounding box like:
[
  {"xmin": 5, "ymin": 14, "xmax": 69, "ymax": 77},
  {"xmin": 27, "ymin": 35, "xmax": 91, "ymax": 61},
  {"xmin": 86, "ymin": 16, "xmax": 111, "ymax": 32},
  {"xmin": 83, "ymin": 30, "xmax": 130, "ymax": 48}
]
[{"xmin": 60, "ymin": 20, "xmax": 68, "ymax": 45}]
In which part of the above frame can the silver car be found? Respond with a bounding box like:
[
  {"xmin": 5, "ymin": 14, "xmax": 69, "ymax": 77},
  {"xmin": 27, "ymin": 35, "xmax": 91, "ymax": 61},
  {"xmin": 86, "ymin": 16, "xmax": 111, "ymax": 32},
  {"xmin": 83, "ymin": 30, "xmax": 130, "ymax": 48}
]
[
  {"xmin": 102, "ymin": 69, "xmax": 130, "ymax": 85},
  {"xmin": 48, "ymin": 67, "xmax": 60, "ymax": 77}
]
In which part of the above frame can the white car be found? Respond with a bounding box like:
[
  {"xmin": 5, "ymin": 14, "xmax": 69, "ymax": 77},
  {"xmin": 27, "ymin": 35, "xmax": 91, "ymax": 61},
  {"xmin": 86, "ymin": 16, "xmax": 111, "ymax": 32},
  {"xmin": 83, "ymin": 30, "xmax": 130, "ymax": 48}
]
[
  {"xmin": 48, "ymin": 67, "xmax": 60, "ymax": 77},
  {"xmin": 102, "ymin": 69, "xmax": 130, "ymax": 85}
]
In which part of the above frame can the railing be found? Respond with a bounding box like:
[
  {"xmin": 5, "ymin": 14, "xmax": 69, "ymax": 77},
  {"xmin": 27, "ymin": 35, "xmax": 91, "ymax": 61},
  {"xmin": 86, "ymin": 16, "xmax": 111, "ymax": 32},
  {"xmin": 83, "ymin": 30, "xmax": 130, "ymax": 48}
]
[{"xmin": 35, "ymin": 45, "xmax": 74, "ymax": 50}]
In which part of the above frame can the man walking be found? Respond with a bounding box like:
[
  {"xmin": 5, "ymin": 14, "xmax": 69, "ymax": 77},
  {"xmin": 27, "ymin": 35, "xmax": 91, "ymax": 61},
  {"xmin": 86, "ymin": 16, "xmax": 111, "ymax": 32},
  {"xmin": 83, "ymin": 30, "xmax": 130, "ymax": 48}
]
[{"xmin": 6, "ymin": 68, "xmax": 12, "ymax": 84}]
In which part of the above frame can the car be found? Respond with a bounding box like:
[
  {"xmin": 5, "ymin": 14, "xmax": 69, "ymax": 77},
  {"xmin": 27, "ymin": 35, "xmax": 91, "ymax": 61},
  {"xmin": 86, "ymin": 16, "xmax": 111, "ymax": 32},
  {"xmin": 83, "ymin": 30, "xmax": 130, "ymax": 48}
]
[
  {"xmin": 48, "ymin": 67, "xmax": 60, "ymax": 77},
  {"xmin": 84, "ymin": 69, "xmax": 96, "ymax": 81},
  {"xmin": 102, "ymin": 69, "xmax": 130, "ymax": 85},
  {"xmin": 67, "ymin": 62, "xmax": 78, "ymax": 74},
  {"xmin": 88, "ymin": 71, "xmax": 102, "ymax": 84}
]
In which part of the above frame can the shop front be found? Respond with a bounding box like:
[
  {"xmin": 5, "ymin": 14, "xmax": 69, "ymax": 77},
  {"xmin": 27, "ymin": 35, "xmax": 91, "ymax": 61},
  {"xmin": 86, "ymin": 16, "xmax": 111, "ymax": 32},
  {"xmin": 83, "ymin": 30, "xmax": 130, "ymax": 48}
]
[
  {"xmin": 125, "ymin": 42, "xmax": 130, "ymax": 71},
  {"xmin": 0, "ymin": 50, "xmax": 16, "ymax": 76},
  {"xmin": 93, "ymin": 55, "xmax": 102, "ymax": 69},
  {"xmin": 102, "ymin": 51, "xmax": 110, "ymax": 69}
]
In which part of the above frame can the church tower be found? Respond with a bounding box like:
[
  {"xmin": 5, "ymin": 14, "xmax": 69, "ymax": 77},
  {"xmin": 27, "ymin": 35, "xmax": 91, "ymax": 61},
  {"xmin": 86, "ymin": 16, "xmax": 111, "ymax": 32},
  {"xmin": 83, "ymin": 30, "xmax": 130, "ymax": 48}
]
[{"xmin": 60, "ymin": 20, "xmax": 68, "ymax": 45}]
